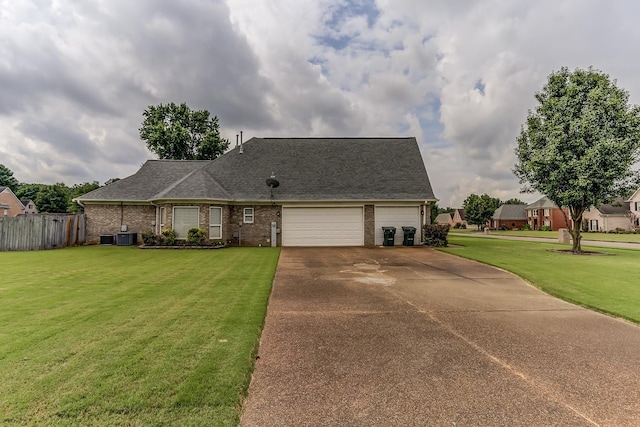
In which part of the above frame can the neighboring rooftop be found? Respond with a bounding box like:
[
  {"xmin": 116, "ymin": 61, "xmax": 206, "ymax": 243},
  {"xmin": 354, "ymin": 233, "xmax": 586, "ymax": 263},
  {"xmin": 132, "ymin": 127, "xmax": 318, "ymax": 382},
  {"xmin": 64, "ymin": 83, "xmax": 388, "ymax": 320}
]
[
  {"xmin": 493, "ymin": 204, "xmax": 527, "ymax": 220},
  {"xmin": 525, "ymin": 196, "xmax": 558, "ymax": 210}
]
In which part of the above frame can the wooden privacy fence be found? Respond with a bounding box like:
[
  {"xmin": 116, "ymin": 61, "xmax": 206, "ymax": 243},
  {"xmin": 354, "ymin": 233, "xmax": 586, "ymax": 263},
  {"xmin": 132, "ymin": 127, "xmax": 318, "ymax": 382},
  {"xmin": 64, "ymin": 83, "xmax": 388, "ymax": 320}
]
[{"xmin": 0, "ymin": 214, "xmax": 86, "ymax": 251}]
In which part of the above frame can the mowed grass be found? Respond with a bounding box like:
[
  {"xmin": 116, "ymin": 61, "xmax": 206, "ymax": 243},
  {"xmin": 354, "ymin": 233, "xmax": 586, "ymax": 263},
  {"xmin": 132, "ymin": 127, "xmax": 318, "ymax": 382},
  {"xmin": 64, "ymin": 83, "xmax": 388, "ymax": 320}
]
[
  {"xmin": 0, "ymin": 246, "xmax": 280, "ymax": 426},
  {"xmin": 441, "ymin": 236, "xmax": 640, "ymax": 324},
  {"xmin": 452, "ymin": 228, "xmax": 640, "ymax": 243}
]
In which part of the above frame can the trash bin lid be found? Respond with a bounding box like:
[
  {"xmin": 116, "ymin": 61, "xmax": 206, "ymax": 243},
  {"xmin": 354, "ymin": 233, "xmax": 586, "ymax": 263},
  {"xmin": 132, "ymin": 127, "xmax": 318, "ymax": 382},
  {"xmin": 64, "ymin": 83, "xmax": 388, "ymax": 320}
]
[
  {"xmin": 382, "ymin": 226, "xmax": 396, "ymax": 231},
  {"xmin": 402, "ymin": 226, "xmax": 416, "ymax": 231}
]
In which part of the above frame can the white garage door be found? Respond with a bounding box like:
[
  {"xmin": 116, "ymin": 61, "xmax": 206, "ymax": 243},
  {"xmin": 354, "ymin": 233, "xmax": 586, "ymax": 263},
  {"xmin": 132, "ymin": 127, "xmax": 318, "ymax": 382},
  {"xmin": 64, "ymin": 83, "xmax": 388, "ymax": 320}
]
[
  {"xmin": 282, "ymin": 207, "xmax": 364, "ymax": 246},
  {"xmin": 375, "ymin": 206, "xmax": 421, "ymax": 245}
]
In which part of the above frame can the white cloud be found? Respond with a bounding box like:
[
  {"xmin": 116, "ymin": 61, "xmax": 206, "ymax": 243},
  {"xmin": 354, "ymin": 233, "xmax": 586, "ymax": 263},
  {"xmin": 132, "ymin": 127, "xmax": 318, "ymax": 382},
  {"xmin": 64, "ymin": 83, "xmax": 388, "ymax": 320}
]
[{"xmin": 2, "ymin": 0, "xmax": 640, "ymax": 206}]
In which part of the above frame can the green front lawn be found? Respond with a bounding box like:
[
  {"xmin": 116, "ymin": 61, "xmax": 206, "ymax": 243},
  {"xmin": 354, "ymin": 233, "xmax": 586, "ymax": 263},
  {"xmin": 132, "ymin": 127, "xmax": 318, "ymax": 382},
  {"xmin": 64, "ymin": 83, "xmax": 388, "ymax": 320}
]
[
  {"xmin": 0, "ymin": 246, "xmax": 279, "ymax": 426},
  {"xmin": 452, "ymin": 228, "xmax": 640, "ymax": 243},
  {"xmin": 442, "ymin": 236, "xmax": 640, "ymax": 323}
]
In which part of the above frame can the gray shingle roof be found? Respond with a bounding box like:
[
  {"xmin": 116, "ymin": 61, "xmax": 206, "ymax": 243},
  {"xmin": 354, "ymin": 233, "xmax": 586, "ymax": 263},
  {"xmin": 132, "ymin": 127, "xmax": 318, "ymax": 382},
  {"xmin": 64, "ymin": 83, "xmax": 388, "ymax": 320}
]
[
  {"xmin": 435, "ymin": 213, "xmax": 452, "ymax": 224},
  {"xmin": 493, "ymin": 204, "xmax": 527, "ymax": 220},
  {"xmin": 525, "ymin": 196, "xmax": 558, "ymax": 210},
  {"xmin": 596, "ymin": 199, "xmax": 630, "ymax": 215},
  {"xmin": 77, "ymin": 137, "xmax": 436, "ymax": 203}
]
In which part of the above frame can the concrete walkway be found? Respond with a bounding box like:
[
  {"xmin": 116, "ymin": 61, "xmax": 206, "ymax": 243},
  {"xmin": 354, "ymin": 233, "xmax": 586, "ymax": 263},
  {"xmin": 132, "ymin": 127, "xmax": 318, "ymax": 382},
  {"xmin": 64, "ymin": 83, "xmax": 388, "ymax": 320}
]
[
  {"xmin": 241, "ymin": 247, "xmax": 640, "ymax": 426},
  {"xmin": 450, "ymin": 231, "xmax": 640, "ymax": 250}
]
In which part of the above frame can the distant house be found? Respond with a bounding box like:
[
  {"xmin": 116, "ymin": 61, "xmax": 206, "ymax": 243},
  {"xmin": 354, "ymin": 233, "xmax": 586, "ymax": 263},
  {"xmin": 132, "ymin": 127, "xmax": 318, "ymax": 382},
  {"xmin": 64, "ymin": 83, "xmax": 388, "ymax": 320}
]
[
  {"xmin": 0, "ymin": 186, "xmax": 25, "ymax": 217},
  {"xmin": 582, "ymin": 199, "xmax": 633, "ymax": 232},
  {"xmin": 21, "ymin": 200, "xmax": 38, "ymax": 215},
  {"xmin": 525, "ymin": 197, "xmax": 571, "ymax": 231},
  {"xmin": 435, "ymin": 209, "xmax": 466, "ymax": 228},
  {"xmin": 626, "ymin": 188, "xmax": 640, "ymax": 227},
  {"xmin": 435, "ymin": 212, "xmax": 453, "ymax": 225},
  {"xmin": 492, "ymin": 204, "xmax": 527, "ymax": 230}
]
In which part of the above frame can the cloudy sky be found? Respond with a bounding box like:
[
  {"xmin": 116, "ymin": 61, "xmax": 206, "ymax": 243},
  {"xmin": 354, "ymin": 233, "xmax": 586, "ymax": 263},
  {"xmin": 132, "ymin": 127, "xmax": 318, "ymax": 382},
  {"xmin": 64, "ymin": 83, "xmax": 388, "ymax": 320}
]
[{"xmin": 2, "ymin": 0, "xmax": 640, "ymax": 206}]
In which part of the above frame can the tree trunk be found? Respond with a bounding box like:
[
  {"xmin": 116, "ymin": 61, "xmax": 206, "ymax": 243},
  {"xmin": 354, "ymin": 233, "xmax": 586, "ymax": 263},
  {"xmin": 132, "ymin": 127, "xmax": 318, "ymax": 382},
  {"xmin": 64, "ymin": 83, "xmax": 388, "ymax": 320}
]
[
  {"xmin": 569, "ymin": 209, "xmax": 584, "ymax": 253},
  {"xmin": 569, "ymin": 219, "xmax": 582, "ymax": 252}
]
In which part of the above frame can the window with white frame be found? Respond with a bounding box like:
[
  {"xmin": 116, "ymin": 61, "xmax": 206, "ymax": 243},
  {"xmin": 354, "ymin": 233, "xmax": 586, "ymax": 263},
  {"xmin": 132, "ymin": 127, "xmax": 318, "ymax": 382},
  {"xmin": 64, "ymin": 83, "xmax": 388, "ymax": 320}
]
[
  {"xmin": 210, "ymin": 207, "xmax": 222, "ymax": 239},
  {"xmin": 243, "ymin": 207, "xmax": 254, "ymax": 223},
  {"xmin": 173, "ymin": 206, "xmax": 199, "ymax": 238},
  {"xmin": 544, "ymin": 208, "xmax": 550, "ymax": 216},
  {"xmin": 158, "ymin": 207, "xmax": 165, "ymax": 233},
  {"xmin": 544, "ymin": 220, "xmax": 550, "ymax": 227},
  {"xmin": 532, "ymin": 209, "xmax": 538, "ymax": 217}
]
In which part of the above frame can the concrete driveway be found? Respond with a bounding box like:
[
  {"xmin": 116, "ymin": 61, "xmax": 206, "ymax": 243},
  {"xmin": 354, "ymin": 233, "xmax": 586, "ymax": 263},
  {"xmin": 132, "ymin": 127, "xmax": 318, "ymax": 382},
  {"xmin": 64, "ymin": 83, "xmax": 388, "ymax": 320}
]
[{"xmin": 240, "ymin": 247, "xmax": 640, "ymax": 426}]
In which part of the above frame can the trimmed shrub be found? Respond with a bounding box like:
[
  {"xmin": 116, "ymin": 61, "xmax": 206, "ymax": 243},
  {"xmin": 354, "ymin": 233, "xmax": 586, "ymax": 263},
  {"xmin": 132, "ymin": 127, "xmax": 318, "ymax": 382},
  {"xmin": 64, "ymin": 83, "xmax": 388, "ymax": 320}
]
[
  {"xmin": 520, "ymin": 223, "xmax": 531, "ymax": 231},
  {"xmin": 539, "ymin": 225, "xmax": 552, "ymax": 231},
  {"xmin": 162, "ymin": 228, "xmax": 176, "ymax": 246},
  {"xmin": 423, "ymin": 224, "xmax": 449, "ymax": 247},
  {"xmin": 141, "ymin": 231, "xmax": 156, "ymax": 246},
  {"xmin": 187, "ymin": 228, "xmax": 207, "ymax": 246}
]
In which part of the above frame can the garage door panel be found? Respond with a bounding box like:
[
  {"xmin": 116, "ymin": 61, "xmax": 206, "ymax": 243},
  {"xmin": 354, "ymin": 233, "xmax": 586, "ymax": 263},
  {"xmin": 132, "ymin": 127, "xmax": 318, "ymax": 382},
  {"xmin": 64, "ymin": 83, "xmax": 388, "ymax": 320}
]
[
  {"xmin": 375, "ymin": 206, "xmax": 421, "ymax": 245},
  {"xmin": 283, "ymin": 207, "xmax": 363, "ymax": 246}
]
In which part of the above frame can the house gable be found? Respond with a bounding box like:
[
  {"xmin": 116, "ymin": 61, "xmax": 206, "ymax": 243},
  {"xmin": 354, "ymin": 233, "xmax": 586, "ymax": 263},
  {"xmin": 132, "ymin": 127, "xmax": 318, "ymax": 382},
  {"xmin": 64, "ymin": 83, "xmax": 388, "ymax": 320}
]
[{"xmin": 0, "ymin": 186, "xmax": 26, "ymax": 217}]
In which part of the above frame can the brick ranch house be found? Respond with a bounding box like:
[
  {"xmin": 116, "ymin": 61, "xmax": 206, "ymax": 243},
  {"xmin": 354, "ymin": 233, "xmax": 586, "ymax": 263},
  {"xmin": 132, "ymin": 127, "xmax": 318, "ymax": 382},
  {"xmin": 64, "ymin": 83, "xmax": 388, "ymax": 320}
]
[
  {"xmin": 492, "ymin": 204, "xmax": 527, "ymax": 230},
  {"xmin": 75, "ymin": 137, "xmax": 437, "ymax": 247}
]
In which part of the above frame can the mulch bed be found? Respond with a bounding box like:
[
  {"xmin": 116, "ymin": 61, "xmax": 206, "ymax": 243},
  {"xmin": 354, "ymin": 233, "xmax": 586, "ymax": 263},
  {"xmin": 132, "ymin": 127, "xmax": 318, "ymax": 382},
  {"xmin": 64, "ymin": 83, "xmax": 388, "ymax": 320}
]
[
  {"xmin": 138, "ymin": 245, "xmax": 226, "ymax": 249},
  {"xmin": 547, "ymin": 249, "xmax": 612, "ymax": 256}
]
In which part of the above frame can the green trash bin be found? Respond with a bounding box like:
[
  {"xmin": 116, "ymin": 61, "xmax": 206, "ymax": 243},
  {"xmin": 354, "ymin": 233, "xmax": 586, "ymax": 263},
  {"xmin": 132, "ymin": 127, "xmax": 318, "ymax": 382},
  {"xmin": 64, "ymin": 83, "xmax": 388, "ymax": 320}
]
[
  {"xmin": 382, "ymin": 227, "xmax": 396, "ymax": 246},
  {"xmin": 402, "ymin": 226, "xmax": 416, "ymax": 246}
]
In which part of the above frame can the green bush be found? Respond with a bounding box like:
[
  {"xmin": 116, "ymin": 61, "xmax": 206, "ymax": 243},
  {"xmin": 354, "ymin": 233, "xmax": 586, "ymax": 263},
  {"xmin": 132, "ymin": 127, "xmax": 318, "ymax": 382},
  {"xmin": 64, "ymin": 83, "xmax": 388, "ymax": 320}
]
[
  {"xmin": 423, "ymin": 224, "xmax": 449, "ymax": 247},
  {"xmin": 539, "ymin": 225, "xmax": 552, "ymax": 231},
  {"xmin": 520, "ymin": 223, "xmax": 531, "ymax": 231},
  {"xmin": 141, "ymin": 231, "xmax": 156, "ymax": 246},
  {"xmin": 187, "ymin": 228, "xmax": 207, "ymax": 245},
  {"xmin": 162, "ymin": 228, "xmax": 176, "ymax": 246}
]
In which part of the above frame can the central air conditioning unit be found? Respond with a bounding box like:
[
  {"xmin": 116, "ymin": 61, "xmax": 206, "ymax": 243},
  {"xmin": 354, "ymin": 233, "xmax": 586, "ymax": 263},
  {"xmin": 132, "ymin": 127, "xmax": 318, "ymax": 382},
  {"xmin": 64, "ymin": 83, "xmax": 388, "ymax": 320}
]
[{"xmin": 116, "ymin": 232, "xmax": 138, "ymax": 246}]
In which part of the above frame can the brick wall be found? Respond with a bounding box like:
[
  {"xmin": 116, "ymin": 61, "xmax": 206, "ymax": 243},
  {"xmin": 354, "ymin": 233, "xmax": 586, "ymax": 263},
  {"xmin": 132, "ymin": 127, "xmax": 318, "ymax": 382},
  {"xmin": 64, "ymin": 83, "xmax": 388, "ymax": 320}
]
[
  {"xmin": 84, "ymin": 204, "xmax": 155, "ymax": 243},
  {"xmin": 0, "ymin": 190, "xmax": 25, "ymax": 217},
  {"xmin": 364, "ymin": 205, "xmax": 375, "ymax": 247},
  {"xmin": 228, "ymin": 205, "xmax": 281, "ymax": 246}
]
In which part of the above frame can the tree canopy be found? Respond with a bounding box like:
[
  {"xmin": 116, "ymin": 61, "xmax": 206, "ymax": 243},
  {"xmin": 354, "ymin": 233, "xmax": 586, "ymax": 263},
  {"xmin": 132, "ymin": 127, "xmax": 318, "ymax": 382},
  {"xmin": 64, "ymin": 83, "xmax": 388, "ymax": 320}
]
[
  {"xmin": 0, "ymin": 164, "xmax": 19, "ymax": 192},
  {"xmin": 503, "ymin": 198, "xmax": 526, "ymax": 205},
  {"xmin": 514, "ymin": 67, "xmax": 640, "ymax": 252},
  {"xmin": 139, "ymin": 102, "xmax": 229, "ymax": 160},
  {"xmin": 463, "ymin": 193, "xmax": 501, "ymax": 229}
]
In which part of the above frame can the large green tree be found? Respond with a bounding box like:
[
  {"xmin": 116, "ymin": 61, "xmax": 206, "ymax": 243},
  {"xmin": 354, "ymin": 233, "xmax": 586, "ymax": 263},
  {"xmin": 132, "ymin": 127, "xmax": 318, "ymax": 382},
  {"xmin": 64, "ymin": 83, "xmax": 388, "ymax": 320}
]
[
  {"xmin": 68, "ymin": 181, "xmax": 100, "ymax": 212},
  {"xmin": 514, "ymin": 67, "xmax": 640, "ymax": 252},
  {"xmin": 503, "ymin": 198, "xmax": 526, "ymax": 205},
  {"xmin": 463, "ymin": 193, "xmax": 501, "ymax": 229},
  {"xmin": 0, "ymin": 164, "xmax": 19, "ymax": 192},
  {"xmin": 15, "ymin": 183, "xmax": 48, "ymax": 202},
  {"xmin": 35, "ymin": 183, "xmax": 70, "ymax": 213},
  {"xmin": 139, "ymin": 102, "xmax": 229, "ymax": 160}
]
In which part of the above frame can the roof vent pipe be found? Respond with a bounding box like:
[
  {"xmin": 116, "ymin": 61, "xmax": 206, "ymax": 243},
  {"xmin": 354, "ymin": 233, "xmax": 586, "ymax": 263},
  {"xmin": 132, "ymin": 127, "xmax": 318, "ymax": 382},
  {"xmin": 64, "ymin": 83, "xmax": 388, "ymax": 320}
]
[
  {"xmin": 236, "ymin": 134, "xmax": 239, "ymax": 148},
  {"xmin": 239, "ymin": 131, "xmax": 244, "ymax": 154}
]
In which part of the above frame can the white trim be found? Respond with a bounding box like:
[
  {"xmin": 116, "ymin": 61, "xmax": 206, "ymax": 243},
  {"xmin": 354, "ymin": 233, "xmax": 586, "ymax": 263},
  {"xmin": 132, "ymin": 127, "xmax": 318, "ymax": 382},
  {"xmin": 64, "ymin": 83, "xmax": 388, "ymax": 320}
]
[{"xmin": 243, "ymin": 207, "xmax": 254, "ymax": 224}]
